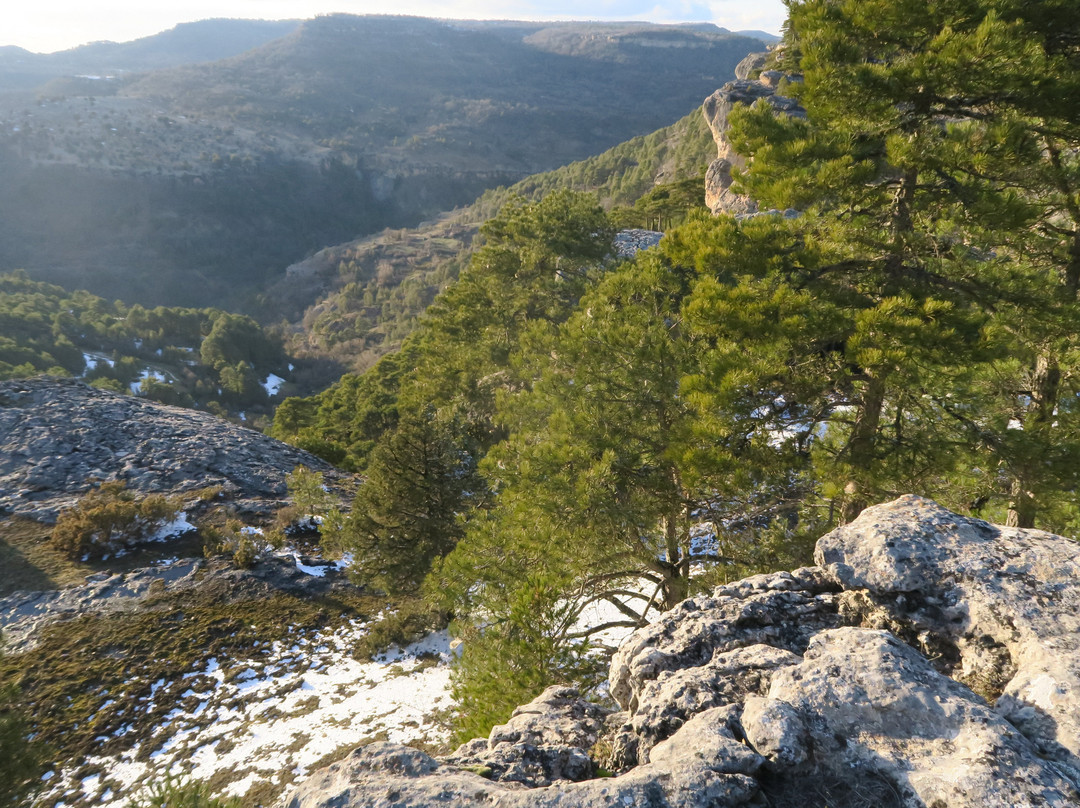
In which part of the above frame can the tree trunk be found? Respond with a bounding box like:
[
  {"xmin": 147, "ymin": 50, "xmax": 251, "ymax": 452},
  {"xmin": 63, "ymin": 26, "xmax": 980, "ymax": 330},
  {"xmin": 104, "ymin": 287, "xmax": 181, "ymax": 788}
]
[
  {"xmin": 660, "ymin": 510, "xmax": 688, "ymax": 609},
  {"xmin": 1006, "ymin": 478, "xmax": 1036, "ymax": 529},
  {"xmin": 1006, "ymin": 352, "xmax": 1061, "ymax": 529},
  {"xmin": 841, "ymin": 375, "xmax": 887, "ymax": 524}
]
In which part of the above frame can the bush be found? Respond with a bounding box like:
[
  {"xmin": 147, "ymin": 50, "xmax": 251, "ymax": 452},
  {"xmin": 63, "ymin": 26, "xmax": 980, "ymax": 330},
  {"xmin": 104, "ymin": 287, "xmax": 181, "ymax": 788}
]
[
  {"xmin": 51, "ymin": 481, "xmax": 182, "ymax": 560},
  {"xmin": 201, "ymin": 520, "xmax": 273, "ymax": 569},
  {"xmin": 125, "ymin": 777, "xmax": 241, "ymax": 808},
  {"xmin": 352, "ymin": 598, "xmax": 448, "ymax": 661}
]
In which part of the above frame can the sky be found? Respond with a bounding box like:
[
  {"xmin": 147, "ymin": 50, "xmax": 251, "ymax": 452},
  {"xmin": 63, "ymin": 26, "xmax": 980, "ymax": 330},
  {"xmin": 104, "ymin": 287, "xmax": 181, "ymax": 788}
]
[{"xmin": 3, "ymin": 0, "xmax": 788, "ymax": 54}]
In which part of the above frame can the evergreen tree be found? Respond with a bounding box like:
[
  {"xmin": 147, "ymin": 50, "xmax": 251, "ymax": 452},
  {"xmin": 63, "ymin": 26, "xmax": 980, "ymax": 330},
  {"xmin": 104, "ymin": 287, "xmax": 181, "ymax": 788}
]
[
  {"xmin": 334, "ymin": 408, "xmax": 485, "ymax": 595},
  {"xmin": 708, "ymin": 0, "xmax": 1080, "ymax": 525}
]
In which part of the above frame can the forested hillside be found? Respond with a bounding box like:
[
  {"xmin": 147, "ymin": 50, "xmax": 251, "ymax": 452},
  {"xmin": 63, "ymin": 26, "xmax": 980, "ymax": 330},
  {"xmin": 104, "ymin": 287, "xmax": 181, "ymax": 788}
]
[
  {"xmin": 0, "ymin": 271, "xmax": 321, "ymax": 424},
  {"xmin": 0, "ymin": 16, "xmax": 762, "ymax": 311},
  {"xmin": 270, "ymin": 0, "xmax": 1080, "ymax": 740},
  {"xmin": 272, "ymin": 104, "xmax": 716, "ymax": 372}
]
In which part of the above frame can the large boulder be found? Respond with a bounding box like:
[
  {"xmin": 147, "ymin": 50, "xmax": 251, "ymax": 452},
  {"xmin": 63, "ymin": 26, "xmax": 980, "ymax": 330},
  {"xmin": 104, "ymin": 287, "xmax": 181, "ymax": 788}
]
[
  {"xmin": 281, "ymin": 497, "xmax": 1080, "ymax": 807},
  {"xmin": 0, "ymin": 376, "xmax": 337, "ymax": 521}
]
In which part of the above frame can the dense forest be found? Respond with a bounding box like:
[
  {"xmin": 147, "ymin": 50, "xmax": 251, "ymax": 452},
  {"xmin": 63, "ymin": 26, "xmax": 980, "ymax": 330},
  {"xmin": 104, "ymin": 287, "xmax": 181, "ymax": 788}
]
[
  {"xmin": 270, "ymin": 0, "xmax": 1080, "ymax": 738},
  {"xmin": 275, "ymin": 104, "xmax": 716, "ymax": 374},
  {"xmin": 0, "ymin": 271, "xmax": 315, "ymax": 423}
]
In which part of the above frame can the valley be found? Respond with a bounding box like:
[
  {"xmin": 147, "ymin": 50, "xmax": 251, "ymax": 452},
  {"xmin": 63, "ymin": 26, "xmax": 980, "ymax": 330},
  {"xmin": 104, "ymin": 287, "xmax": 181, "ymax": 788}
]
[{"xmin": 4, "ymin": 3, "xmax": 1080, "ymax": 807}]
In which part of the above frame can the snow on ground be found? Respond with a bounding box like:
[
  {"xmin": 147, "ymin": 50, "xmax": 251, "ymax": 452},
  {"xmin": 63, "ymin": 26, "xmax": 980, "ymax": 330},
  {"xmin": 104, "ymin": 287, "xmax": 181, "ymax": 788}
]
[
  {"xmin": 40, "ymin": 619, "xmax": 453, "ymax": 807},
  {"xmin": 263, "ymin": 373, "xmax": 286, "ymax": 397},
  {"xmin": 129, "ymin": 369, "xmax": 168, "ymax": 394},
  {"xmin": 148, "ymin": 512, "xmax": 197, "ymax": 542}
]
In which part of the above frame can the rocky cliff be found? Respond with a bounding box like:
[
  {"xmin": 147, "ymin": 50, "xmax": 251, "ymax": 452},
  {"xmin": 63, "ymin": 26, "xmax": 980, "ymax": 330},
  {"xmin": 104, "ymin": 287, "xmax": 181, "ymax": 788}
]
[
  {"xmin": 703, "ymin": 51, "xmax": 805, "ymax": 216},
  {"xmin": 0, "ymin": 376, "xmax": 336, "ymax": 522},
  {"xmin": 281, "ymin": 496, "xmax": 1080, "ymax": 808}
]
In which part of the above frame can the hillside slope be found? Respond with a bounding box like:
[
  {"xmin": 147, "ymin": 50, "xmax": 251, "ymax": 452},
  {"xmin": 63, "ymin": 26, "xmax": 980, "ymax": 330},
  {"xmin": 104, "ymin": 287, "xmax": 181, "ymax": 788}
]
[
  {"xmin": 268, "ymin": 103, "xmax": 717, "ymax": 371},
  {"xmin": 0, "ymin": 16, "xmax": 762, "ymax": 310}
]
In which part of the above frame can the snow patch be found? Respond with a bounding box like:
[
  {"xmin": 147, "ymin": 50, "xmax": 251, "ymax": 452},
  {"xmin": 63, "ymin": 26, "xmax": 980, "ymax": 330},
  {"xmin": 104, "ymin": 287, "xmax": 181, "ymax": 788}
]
[{"xmin": 263, "ymin": 373, "xmax": 286, "ymax": 397}]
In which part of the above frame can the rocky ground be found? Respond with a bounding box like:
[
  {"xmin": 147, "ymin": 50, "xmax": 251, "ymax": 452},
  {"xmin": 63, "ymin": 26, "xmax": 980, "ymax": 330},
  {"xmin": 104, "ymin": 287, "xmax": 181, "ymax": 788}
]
[
  {"xmin": 282, "ymin": 496, "xmax": 1080, "ymax": 808},
  {"xmin": 0, "ymin": 376, "xmax": 339, "ymax": 522}
]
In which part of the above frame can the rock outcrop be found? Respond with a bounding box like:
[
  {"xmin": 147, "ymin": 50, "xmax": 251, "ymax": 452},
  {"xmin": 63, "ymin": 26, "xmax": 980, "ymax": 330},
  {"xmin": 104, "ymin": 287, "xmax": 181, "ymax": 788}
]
[
  {"xmin": 0, "ymin": 376, "xmax": 337, "ymax": 521},
  {"xmin": 281, "ymin": 496, "xmax": 1080, "ymax": 808},
  {"xmin": 702, "ymin": 55, "xmax": 804, "ymax": 216},
  {"xmin": 0, "ymin": 555, "xmax": 351, "ymax": 653}
]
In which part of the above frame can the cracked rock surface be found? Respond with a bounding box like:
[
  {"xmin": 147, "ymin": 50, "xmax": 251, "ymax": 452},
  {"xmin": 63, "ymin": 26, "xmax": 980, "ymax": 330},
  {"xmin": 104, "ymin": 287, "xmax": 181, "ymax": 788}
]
[
  {"xmin": 0, "ymin": 376, "xmax": 336, "ymax": 522},
  {"xmin": 282, "ymin": 496, "xmax": 1080, "ymax": 807}
]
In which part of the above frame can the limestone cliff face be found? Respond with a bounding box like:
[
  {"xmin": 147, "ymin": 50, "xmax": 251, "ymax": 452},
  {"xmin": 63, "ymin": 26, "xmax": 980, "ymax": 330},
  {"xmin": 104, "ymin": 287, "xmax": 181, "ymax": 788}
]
[
  {"xmin": 702, "ymin": 53, "xmax": 805, "ymax": 215},
  {"xmin": 282, "ymin": 497, "xmax": 1080, "ymax": 808},
  {"xmin": 0, "ymin": 376, "xmax": 336, "ymax": 522}
]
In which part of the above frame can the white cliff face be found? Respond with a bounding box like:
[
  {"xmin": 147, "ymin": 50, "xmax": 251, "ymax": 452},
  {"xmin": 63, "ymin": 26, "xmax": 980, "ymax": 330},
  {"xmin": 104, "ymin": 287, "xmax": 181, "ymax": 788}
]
[{"xmin": 283, "ymin": 497, "xmax": 1080, "ymax": 807}]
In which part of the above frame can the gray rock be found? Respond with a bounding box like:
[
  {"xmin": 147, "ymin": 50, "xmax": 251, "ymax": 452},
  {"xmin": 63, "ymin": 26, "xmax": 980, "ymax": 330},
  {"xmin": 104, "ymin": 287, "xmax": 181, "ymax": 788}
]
[
  {"xmin": 765, "ymin": 627, "xmax": 1079, "ymax": 807},
  {"xmin": 0, "ymin": 377, "xmax": 338, "ymax": 522},
  {"xmin": 283, "ymin": 497, "xmax": 1080, "ymax": 808},
  {"xmin": 739, "ymin": 696, "xmax": 808, "ymax": 770},
  {"xmin": 817, "ymin": 495, "xmax": 1080, "ymax": 784},
  {"xmin": 444, "ymin": 686, "xmax": 611, "ymax": 786},
  {"xmin": 733, "ymin": 51, "xmax": 768, "ymax": 81},
  {"xmin": 614, "ymin": 229, "xmax": 663, "ymax": 258}
]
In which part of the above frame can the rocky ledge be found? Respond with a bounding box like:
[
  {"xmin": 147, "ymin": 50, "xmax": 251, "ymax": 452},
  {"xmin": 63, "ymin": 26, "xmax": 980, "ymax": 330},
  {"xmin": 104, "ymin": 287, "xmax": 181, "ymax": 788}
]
[
  {"xmin": 0, "ymin": 376, "xmax": 337, "ymax": 521},
  {"xmin": 282, "ymin": 496, "xmax": 1080, "ymax": 808},
  {"xmin": 702, "ymin": 52, "xmax": 805, "ymax": 216}
]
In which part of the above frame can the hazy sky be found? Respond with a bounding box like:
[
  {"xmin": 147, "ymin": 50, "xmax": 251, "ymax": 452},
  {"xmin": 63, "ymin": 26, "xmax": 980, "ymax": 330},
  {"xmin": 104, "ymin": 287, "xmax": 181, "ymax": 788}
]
[{"xmin": 4, "ymin": 0, "xmax": 788, "ymax": 54}]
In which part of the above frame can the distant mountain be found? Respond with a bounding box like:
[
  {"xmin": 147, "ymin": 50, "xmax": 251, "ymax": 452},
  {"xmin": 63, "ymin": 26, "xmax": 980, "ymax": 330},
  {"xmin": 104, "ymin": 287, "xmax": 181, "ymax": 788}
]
[
  {"xmin": 0, "ymin": 15, "xmax": 763, "ymax": 310},
  {"xmin": 0, "ymin": 19, "xmax": 302, "ymax": 91},
  {"xmin": 735, "ymin": 30, "xmax": 783, "ymax": 43}
]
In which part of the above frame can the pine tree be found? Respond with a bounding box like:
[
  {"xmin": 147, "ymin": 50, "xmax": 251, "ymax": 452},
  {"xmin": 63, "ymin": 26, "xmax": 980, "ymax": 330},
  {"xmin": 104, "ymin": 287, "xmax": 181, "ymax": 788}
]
[{"xmin": 706, "ymin": 0, "xmax": 1080, "ymax": 525}]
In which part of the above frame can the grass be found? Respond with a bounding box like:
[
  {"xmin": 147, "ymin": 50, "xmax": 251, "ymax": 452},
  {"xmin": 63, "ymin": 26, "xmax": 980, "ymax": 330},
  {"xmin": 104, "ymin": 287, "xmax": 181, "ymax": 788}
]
[
  {"xmin": 0, "ymin": 584, "xmax": 387, "ymax": 783},
  {"xmin": 0, "ymin": 516, "xmax": 203, "ymax": 599}
]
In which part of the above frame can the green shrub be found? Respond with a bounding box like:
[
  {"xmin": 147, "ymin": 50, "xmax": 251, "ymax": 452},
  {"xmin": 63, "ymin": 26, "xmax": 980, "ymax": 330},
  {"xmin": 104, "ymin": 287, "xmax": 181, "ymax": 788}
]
[
  {"xmin": 125, "ymin": 776, "xmax": 241, "ymax": 808},
  {"xmin": 352, "ymin": 598, "xmax": 448, "ymax": 661},
  {"xmin": 50, "ymin": 481, "xmax": 183, "ymax": 560},
  {"xmin": 201, "ymin": 519, "xmax": 271, "ymax": 569},
  {"xmin": 0, "ymin": 641, "xmax": 47, "ymax": 808}
]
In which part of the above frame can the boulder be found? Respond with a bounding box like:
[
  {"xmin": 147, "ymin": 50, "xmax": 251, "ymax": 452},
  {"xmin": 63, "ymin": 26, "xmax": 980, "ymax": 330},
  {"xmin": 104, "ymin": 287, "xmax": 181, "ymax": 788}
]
[{"xmin": 281, "ymin": 497, "xmax": 1080, "ymax": 807}]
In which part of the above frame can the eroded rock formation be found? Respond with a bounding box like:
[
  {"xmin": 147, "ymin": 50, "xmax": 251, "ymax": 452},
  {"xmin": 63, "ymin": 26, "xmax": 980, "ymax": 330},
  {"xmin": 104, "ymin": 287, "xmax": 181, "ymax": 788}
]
[
  {"xmin": 702, "ymin": 54, "xmax": 805, "ymax": 216},
  {"xmin": 0, "ymin": 376, "xmax": 337, "ymax": 521},
  {"xmin": 281, "ymin": 496, "xmax": 1080, "ymax": 807}
]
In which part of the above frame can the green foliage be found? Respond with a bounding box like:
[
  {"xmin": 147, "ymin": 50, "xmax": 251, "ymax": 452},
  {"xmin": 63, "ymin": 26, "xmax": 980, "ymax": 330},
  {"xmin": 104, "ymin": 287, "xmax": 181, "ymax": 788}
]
[
  {"xmin": 273, "ymin": 191, "xmax": 617, "ymax": 473},
  {"xmin": 332, "ymin": 410, "xmax": 485, "ymax": 595},
  {"xmin": 201, "ymin": 519, "xmax": 272, "ymax": 569},
  {"xmin": 0, "ymin": 640, "xmax": 46, "ymax": 808},
  {"xmin": 50, "ymin": 480, "xmax": 183, "ymax": 561},
  {"xmin": 351, "ymin": 599, "xmax": 448, "ymax": 661},
  {"xmin": 0, "ymin": 270, "xmax": 302, "ymax": 421},
  {"xmin": 610, "ymin": 174, "xmax": 708, "ymax": 231},
  {"xmin": 277, "ymin": 6, "xmax": 1080, "ymax": 742},
  {"xmin": 720, "ymin": 0, "xmax": 1080, "ymax": 527},
  {"xmin": 125, "ymin": 777, "xmax": 241, "ymax": 808}
]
